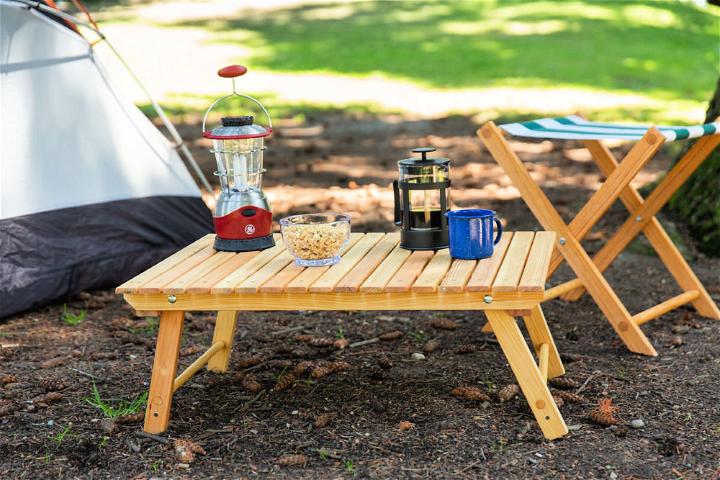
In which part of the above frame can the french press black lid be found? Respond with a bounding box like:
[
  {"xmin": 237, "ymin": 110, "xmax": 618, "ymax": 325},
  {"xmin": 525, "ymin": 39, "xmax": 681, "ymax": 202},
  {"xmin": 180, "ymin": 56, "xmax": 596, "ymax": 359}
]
[{"xmin": 392, "ymin": 147, "xmax": 451, "ymax": 250}]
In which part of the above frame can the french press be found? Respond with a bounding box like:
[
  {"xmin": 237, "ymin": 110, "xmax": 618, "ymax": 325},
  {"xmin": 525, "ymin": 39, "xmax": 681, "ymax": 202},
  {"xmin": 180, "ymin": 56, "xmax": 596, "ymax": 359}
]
[{"xmin": 392, "ymin": 147, "xmax": 451, "ymax": 250}]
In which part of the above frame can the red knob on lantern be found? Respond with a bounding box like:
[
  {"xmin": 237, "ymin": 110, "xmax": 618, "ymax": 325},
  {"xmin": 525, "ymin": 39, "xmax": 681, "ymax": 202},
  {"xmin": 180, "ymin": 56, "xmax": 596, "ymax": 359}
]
[{"xmin": 218, "ymin": 65, "xmax": 247, "ymax": 78}]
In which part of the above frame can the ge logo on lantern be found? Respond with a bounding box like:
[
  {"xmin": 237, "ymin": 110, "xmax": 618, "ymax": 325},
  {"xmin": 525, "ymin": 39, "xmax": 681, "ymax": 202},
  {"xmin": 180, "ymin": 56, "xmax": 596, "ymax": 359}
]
[{"xmin": 245, "ymin": 224, "xmax": 256, "ymax": 235}]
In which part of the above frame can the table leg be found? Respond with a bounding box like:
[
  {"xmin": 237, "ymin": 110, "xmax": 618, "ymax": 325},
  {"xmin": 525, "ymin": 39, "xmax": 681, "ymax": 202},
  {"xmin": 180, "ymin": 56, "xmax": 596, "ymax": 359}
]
[
  {"xmin": 522, "ymin": 305, "xmax": 564, "ymax": 379},
  {"xmin": 207, "ymin": 311, "xmax": 238, "ymax": 373},
  {"xmin": 144, "ymin": 310, "xmax": 184, "ymax": 434},
  {"xmin": 485, "ymin": 309, "xmax": 568, "ymax": 440}
]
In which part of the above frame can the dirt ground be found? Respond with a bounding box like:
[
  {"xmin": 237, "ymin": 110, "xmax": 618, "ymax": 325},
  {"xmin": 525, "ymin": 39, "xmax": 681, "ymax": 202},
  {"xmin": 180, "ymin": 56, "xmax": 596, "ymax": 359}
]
[{"xmin": 2, "ymin": 112, "xmax": 720, "ymax": 479}]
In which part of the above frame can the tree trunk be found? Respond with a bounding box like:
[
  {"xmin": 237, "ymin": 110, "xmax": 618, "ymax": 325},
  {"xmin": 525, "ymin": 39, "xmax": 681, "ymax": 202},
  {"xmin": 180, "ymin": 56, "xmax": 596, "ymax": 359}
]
[{"xmin": 668, "ymin": 75, "xmax": 720, "ymax": 256}]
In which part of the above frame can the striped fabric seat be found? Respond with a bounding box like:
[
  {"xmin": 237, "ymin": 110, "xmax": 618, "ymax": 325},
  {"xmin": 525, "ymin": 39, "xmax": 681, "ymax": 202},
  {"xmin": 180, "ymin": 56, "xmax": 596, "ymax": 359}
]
[{"xmin": 500, "ymin": 115, "xmax": 720, "ymax": 142}]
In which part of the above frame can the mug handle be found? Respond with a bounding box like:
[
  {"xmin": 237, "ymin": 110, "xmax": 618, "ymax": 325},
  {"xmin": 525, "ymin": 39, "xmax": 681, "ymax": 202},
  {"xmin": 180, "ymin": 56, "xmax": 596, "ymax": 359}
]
[{"xmin": 493, "ymin": 217, "xmax": 503, "ymax": 245}]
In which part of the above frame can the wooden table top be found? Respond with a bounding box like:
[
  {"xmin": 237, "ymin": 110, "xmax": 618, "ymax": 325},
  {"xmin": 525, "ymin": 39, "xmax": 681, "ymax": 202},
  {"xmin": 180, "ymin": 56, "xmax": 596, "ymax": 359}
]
[{"xmin": 117, "ymin": 231, "xmax": 555, "ymax": 297}]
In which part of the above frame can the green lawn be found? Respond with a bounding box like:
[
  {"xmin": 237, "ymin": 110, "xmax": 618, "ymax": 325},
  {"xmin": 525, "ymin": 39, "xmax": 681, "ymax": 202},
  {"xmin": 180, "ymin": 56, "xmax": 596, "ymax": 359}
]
[{"xmin": 170, "ymin": 0, "xmax": 718, "ymax": 103}]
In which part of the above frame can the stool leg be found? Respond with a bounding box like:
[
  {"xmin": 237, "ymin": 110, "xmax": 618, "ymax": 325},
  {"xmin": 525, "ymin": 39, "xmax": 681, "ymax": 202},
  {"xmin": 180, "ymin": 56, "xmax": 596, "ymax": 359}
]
[
  {"xmin": 522, "ymin": 305, "xmax": 564, "ymax": 379},
  {"xmin": 144, "ymin": 310, "xmax": 184, "ymax": 434},
  {"xmin": 207, "ymin": 311, "xmax": 238, "ymax": 373},
  {"xmin": 485, "ymin": 309, "xmax": 568, "ymax": 440}
]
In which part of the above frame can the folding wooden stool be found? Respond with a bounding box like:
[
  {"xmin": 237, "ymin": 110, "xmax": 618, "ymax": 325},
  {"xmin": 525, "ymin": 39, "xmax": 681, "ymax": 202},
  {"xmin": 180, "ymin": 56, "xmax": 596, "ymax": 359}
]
[{"xmin": 478, "ymin": 115, "xmax": 720, "ymax": 356}]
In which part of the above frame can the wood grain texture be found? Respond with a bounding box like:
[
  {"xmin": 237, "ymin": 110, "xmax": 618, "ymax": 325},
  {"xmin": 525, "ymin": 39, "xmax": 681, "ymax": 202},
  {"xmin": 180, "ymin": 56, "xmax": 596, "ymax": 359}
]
[
  {"xmin": 523, "ymin": 305, "xmax": 564, "ymax": 379},
  {"xmin": 334, "ymin": 233, "xmax": 400, "ymax": 293},
  {"xmin": 518, "ymin": 231, "xmax": 556, "ymax": 292},
  {"xmin": 284, "ymin": 233, "xmax": 365, "ymax": 293},
  {"xmin": 116, "ymin": 235, "xmax": 214, "ymax": 294},
  {"xmin": 412, "ymin": 249, "xmax": 453, "ymax": 293},
  {"xmin": 359, "ymin": 244, "xmax": 412, "ymax": 293},
  {"xmin": 439, "ymin": 259, "xmax": 477, "ymax": 293},
  {"xmin": 385, "ymin": 250, "xmax": 435, "ymax": 293},
  {"xmin": 235, "ymin": 251, "xmax": 293, "ymax": 293},
  {"xmin": 163, "ymin": 251, "xmax": 237, "ymax": 294},
  {"xmin": 210, "ymin": 242, "xmax": 287, "ymax": 294},
  {"xmin": 144, "ymin": 311, "xmax": 184, "ymax": 434},
  {"xmin": 310, "ymin": 233, "xmax": 385, "ymax": 293},
  {"xmin": 492, "ymin": 232, "xmax": 534, "ymax": 292},
  {"xmin": 136, "ymin": 245, "xmax": 217, "ymax": 294},
  {"xmin": 186, "ymin": 251, "xmax": 260, "ymax": 294},
  {"xmin": 466, "ymin": 233, "xmax": 514, "ymax": 292},
  {"xmin": 485, "ymin": 309, "xmax": 567, "ymax": 440},
  {"xmin": 207, "ymin": 311, "xmax": 238, "ymax": 372}
]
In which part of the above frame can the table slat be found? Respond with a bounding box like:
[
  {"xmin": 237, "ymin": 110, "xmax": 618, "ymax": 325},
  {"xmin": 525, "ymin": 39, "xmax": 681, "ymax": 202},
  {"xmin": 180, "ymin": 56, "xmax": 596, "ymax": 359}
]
[
  {"xmin": 211, "ymin": 242, "xmax": 287, "ymax": 294},
  {"xmin": 236, "ymin": 251, "xmax": 294, "ymax": 293},
  {"xmin": 385, "ymin": 250, "xmax": 435, "ymax": 293},
  {"xmin": 412, "ymin": 249, "xmax": 453, "ymax": 293},
  {"xmin": 136, "ymin": 245, "xmax": 217, "ymax": 294},
  {"xmin": 258, "ymin": 262, "xmax": 305, "ymax": 293},
  {"xmin": 334, "ymin": 233, "xmax": 400, "ymax": 293},
  {"xmin": 359, "ymin": 244, "xmax": 412, "ymax": 293},
  {"xmin": 492, "ymin": 232, "xmax": 535, "ymax": 292},
  {"xmin": 115, "ymin": 234, "xmax": 214, "ymax": 293},
  {"xmin": 518, "ymin": 231, "xmax": 556, "ymax": 292},
  {"xmin": 186, "ymin": 251, "xmax": 261, "ymax": 294},
  {"xmin": 163, "ymin": 251, "xmax": 237, "ymax": 294},
  {"xmin": 439, "ymin": 259, "xmax": 477, "ymax": 293},
  {"xmin": 309, "ymin": 233, "xmax": 385, "ymax": 293},
  {"xmin": 284, "ymin": 233, "xmax": 365, "ymax": 293},
  {"xmin": 466, "ymin": 232, "xmax": 514, "ymax": 292}
]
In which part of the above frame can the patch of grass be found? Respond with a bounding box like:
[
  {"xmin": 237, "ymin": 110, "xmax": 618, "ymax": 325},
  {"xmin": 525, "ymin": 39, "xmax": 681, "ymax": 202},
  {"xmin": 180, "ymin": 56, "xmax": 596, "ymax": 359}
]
[
  {"xmin": 127, "ymin": 317, "xmax": 160, "ymax": 336},
  {"xmin": 344, "ymin": 459, "xmax": 356, "ymax": 475},
  {"xmin": 52, "ymin": 425, "xmax": 72, "ymax": 445},
  {"xmin": 335, "ymin": 326, "xmax": 346, "ymax": 339},
  {"xmin": 165, "ymin": 1, "xmax": 717, "ymax": 103},
  {"xmin": 85, "ymin": 384, "xmax": 148, "ymax": 419},
  {"xmin": 61, "ymin": 305, "xmax": 86, "ymax": 326}
]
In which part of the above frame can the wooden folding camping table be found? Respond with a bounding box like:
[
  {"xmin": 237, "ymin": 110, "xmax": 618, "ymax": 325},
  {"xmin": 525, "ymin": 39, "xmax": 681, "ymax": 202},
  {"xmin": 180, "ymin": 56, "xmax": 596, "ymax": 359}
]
[
  {"xmin": 479, "ymin": 115, "xmax": 720, "ymax": 357},
  {"xmin": 117, "ymin": 231, "xmax": 569, "ymax": 440}
]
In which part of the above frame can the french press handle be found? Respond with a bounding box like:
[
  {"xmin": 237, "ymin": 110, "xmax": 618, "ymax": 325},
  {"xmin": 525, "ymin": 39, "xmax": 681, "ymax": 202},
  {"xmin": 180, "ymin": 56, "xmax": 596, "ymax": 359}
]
[{"xmin": 392, "ymin": 180, "xmax": 402, "ymax": 226}]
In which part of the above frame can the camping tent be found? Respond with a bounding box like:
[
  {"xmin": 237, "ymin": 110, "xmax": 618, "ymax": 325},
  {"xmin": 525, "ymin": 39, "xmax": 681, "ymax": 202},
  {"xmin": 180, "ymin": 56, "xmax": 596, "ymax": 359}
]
[{"xmin": 0, "ymin": 0, "xmax": 213, "ymax": 317}]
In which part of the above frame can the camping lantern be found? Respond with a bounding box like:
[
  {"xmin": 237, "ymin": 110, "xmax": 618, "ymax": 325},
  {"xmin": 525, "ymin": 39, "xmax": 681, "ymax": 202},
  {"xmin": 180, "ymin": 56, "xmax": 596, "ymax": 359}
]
[
  {"xmin": 202, "ymin": 65, "xmax": 275, "ymax": 252},
  {"xmin": 392, "ymin": 147, "xmax": 451, "ymax": 250}
]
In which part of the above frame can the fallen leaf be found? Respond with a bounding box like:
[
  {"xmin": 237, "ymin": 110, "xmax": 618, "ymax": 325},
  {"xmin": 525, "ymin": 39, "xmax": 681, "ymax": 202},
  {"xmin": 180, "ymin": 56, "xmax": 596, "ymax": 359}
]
[{"xmin": 174, "ymin": 439, "xmax": 206, "ymax": 463}]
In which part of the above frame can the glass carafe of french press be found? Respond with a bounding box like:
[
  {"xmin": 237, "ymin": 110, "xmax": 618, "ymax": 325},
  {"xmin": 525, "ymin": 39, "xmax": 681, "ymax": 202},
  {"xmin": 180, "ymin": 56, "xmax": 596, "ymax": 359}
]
[{"xmin": 392, "ymin": 147, "xmax": 451, "ymax": 250}]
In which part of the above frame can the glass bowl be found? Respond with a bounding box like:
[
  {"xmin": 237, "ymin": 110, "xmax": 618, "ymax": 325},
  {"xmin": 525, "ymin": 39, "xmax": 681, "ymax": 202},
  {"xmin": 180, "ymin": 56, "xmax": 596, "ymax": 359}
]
[{"xmin": 280, "ymin": 213, "xmax": 351, "ymax": 267}]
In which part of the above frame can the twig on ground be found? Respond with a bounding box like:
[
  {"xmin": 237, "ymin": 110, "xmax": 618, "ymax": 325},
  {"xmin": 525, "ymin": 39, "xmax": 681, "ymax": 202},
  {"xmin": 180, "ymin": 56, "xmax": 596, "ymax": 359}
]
[
  {"xmin": 271, "ymin": 325, "xmax": 307, "ymax": 336},
  {"xmin": 349, "ymin": 338, "xmax": 379, "ymax": 348},
  {"xmin": 576, "ymin": 371, "xmax": 599, "ymax": 395},
  {"xmin": 68, "ymin": 367, "xmax": 105, "ymax": 383}
]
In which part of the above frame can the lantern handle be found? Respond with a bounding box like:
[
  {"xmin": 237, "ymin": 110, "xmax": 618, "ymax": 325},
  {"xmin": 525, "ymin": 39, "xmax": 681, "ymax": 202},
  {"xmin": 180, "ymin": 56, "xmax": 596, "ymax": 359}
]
[{"xmin": 201, "ymin": 65, "xmax": 273, "ymax": 134}]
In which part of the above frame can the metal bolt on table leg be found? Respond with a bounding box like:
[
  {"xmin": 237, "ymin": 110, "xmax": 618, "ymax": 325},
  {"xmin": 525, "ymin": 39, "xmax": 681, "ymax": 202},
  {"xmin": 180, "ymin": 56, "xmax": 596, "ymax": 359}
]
[
  {"xmin": 167, "ymin": 295, "xmax": 177, "ymax": 304},
  {"xmin": 635, "ymin": 215, "xmax": 643, "ymax": 222},
  {"xmin": 483, "ymin": 295, "xmax": 493, "ymax": 304},
  {"xmin": 558, "ymin": 238, "xmax": 566, "ymax": 246}
]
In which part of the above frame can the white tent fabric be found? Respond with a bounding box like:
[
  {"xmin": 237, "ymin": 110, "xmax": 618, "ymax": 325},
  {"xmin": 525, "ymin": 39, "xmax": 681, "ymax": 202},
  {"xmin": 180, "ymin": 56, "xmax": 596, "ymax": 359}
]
[
  {"xmin": 0, "ymin": 1, "xmax": 213, "ymax": 318},
  {"xmin": 0, "ymin": 1, "xmax": 201, "ymax": 219}
]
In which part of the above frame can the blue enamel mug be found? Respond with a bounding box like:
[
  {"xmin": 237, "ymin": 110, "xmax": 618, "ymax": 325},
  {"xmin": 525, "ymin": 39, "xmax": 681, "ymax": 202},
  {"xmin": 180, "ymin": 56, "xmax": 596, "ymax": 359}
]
[{"xmin": 445, "ymin": 209, "xmax": 503, "ymax": 260}]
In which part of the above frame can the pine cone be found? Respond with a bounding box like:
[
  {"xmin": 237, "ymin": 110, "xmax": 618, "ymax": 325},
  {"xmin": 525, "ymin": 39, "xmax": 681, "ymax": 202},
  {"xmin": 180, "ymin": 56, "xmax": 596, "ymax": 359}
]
[
  {"xmin": 116, "ymin": 412, "xmax": 144, "ymax": 424},
  {"xmin": 456, "ymin": 344, "xmax": 476, "ymax": 354},
  {"xmin": 554, "ymin": 390, "xmax": 585, "ymax": 404},
  {"xmin": 0, "ymin": 401, "xmax": 19, "ymax": 418},
  {"xmin": 277, "ymin": 454, "xmax": 307, "ymax": 466},
  {"xmin": 588, "ymin": 409, "xmax": 617, "ymax": 426},
  {"xmin": 294, "ymin": 334, "xmax": 314, "ymax": 343},
  {"xmin": 33, "ymin": 392, "xmax": 63, "ymax": 406},
  {"xmin": 2, "ymin": 374, "xmax": 18, "ymax": 386},
  {"xmin": 422, "ymin": 340, "xmax": 440, "ymax": 353},
  {"xmin": 311, "ymin": 365, "xmax": 332, "ymax": 379},
  {"xmin": 237, "ymin": 356, "xmax": 264, "ymax": 368},
  {"xmin": 548, "ymin": 377, "xmax": 579, "ymax": 390},
  {"xmin": 267, "ymin": 359, "xmax": 294, "ymax": 370},
  {"xmin": 40, "ymin": 378, "xmax": 68, "ymax": 392},
  {"xmin": 560, "ymin": 352, "xmax": 586, "ymax": 363},
  {"xmin": 496, "ymin": 384, "xmax": 520, "ymax": 403},
  {"xmin": 314, "ymin": 412, "xmax": 335, "ymax": 429},
  {"xmin": 241, "ymin": 379, "xmax": 262, "ymax": 393},
  {"xmin": 333, "ymin": 338, "xmax": 350, "ymax": 350},
  {"xmin": 327, "ymin": 361, "xmax": 350, "ymax": 373},
  {"xmin": 377, "ymin": 355, "xmax": 394, "ymax": 370},
  {"xmin": 379, "ymin": 330, "xmax": 403, "ymax": 341},
  {"xmin": 431, "ymin": 319, "xmax": 457, "ymax": 330},
  {"xmin": 293, "ymin": 360, "xmax": 315, "ymax": 376},
  {"xmin": 451, "ymin": 386, "xmax": 490, "ymax": 402},
  {"xmin": 273, "ymin": 373, "xmax": 296, "ymax": 392},
  {"xmin": 552, "ymin": 395, "xmax": 565, "ymax": 408},
  {"xmin": 309, "ymin": 337, "xmax": 334, "ymax": 347}
]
